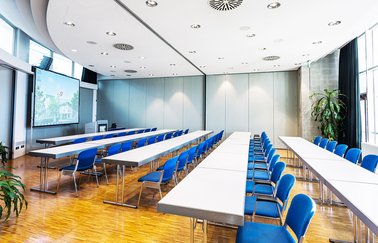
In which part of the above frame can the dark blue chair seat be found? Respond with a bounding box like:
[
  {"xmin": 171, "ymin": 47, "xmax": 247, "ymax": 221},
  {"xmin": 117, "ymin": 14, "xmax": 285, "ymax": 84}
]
[
  {"xmin": 247, "ymin": 170, "xmax": 269, "ymax": 180},
  {"xmin": 138, "ymin": 171, "xmax": 162, "ymax": 183},
  {"xmin": 248, "ymin": 163, "xmax": 267, "ymax": 170},
  {"xmin": 236, "ymin": 221, "xmax": 295, "ymax": 243},
  {"xmin": 254, "ymin": 184, "xmax": 274, "ymax": 195},
  {"xmin": 245, "ymin": 196, "xmax": 283, "ymax": 218},
  {"xmin": 60, "ymin": 163, "xmax": 93, "ymax": 172}
]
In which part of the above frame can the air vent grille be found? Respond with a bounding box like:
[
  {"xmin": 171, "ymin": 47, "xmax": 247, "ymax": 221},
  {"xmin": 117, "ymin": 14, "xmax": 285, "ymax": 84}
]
[
  {"xmin": 263, "ymin": 56, "xmax": 280, "ymax": 61},
  {"xmin": 124, "ymin": 70, "xmax": 137, "ymax": 73},
  {"xmin": 113, "ymin": 43, "xmax": 134, "ymax": 50},
  {"xmin": 209, "ymin": 0, "xmax": 243, "ymax": 11}
]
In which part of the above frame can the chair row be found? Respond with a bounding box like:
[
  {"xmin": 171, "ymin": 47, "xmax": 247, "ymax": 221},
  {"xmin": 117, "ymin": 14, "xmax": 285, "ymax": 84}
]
[{"xmin": 313, "ymin": 136, "xmax": 378, "ymax": 173}]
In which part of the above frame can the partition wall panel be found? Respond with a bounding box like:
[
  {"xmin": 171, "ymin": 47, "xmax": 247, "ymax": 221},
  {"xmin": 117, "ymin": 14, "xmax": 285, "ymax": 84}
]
[
  {"xmin": 113, "ymin": 80, "xmax": 130, "ymax": 128},
  {"xmin": 164, "ymin": 77, "xmax": 184, "ymax": 129},
  {"xmin": 145, "ymin": 78, "xmax": 165, "ymax": 129},
  {"xmin": 129, "ymin": 79, "xmax": 147, "ymax": 127},
  {"xmin": 183, "ymin": 76, "xmax": 205, "ymax": 132},
  {"xmin": 205, "ymin": 75, "xmax": 226, "ymax": 134}
]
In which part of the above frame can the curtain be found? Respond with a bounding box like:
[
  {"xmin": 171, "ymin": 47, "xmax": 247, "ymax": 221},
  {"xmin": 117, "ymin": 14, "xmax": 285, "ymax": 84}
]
[{"xmin": 338, "ymin": 38, "xmax": 361, "ymax": 148}]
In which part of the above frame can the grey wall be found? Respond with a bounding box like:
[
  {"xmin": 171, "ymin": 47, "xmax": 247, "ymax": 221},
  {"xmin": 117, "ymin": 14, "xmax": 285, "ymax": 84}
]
[
  {"xmin": 97, "ymin": 76, "xmax": 205, "ymax": 131},
  {"xmin": 206, "ymin": 71, "xmax": 299, "ymax": 147},
  {"xmin": 0, "ymin": 67, "xmax": 14, "ymax": 149}
]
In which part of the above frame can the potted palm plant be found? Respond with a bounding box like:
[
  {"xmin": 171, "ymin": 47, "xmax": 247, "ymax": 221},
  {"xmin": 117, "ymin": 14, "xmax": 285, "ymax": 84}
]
[
  {"xmin": 0, "ymin": 142, "xmax": 27, "ymax": 221},
  {"xmin": 310, "ymin": 89, "xmax": 346, "ymax": 140}
]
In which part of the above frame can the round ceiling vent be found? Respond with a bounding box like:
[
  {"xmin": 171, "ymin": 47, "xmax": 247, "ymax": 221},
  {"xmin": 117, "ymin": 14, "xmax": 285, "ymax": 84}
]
[
  {"xmin": 209, "ymin": 0, "xmax": 243, "ymax": 11},
  {"xmin": 113, "ymin": 43, "xmax": 134, "ymax": 51},
  {"xmin": 124, "ymin": 70, "xmax": 137, "ymax": 73},
  {"xmin": 263, "ymin": 56, "xmax": 280, "ymax": 61}
]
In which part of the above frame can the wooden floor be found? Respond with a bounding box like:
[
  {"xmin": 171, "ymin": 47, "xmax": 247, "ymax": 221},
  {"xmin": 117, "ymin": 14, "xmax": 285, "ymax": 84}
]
[{"xmin": 0, "ymin": 148, "xmax": 373, "ymax": 242}]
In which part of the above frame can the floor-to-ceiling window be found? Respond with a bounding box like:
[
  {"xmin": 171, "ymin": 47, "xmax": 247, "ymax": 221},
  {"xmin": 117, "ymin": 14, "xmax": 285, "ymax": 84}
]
[{"xmin": 0, "ymin": 17, "xmax": 14, "ymax": 54}]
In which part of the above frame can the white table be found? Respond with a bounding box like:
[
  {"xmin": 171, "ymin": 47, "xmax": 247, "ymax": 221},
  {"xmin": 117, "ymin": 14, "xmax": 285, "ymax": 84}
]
[
  {"xmin": 28, "ymin": 129, "xmax": 176, "ymax": 194},
  {"xmin": 36, "ymin": 127, "xmax": 145, "ymax": 146},
  {"xmin": 101, "ymin": 130, "xmax": 213, "ymax": 208},
  {"xmin": 157, "ymin": 131, "xmax": 250, "ymax": 242}
]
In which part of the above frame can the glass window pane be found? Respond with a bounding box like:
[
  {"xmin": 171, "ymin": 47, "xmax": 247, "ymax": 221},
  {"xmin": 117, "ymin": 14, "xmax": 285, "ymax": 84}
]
[
  {"xmin": 358, "ymin": 34, "xmax": 367, "ymax": 72},
  {"xmin": 360, "ymin": 72, "xmax": 367, "ymax": 94},
  {"xmin": 51, "ymin": 53, "xmax": 73, "ymax": 77},
  {"xmin": 361, "ymin": 100, "xmax": 367, "ymax": 142},
  {"xmin": 74, "ymin": 63, "xmax": 83, "ymax": 80},
  {"xmin": 29, "ymin": 40, "xmax": 51, "ymax": 66},
  {"xmin": 0, "ymin": 18, "xmax": 14, "ymax": 54},
  {"xmin": 367, "ymin": 70, "xmax": 375, "ymax": 143},
  {"xmin": 373, "ymin": 25, "xmax": 378, "ymax": 67}
]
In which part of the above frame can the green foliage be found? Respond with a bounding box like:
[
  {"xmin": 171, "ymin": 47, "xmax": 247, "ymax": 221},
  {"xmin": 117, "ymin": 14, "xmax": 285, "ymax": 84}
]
[
  {"xmin": 0, "ymin": 168, "xmax": 27, "ymax": 221},
  {"xmin": 310, "ymin": 89, "xmax": 346, "ymax": 140},
  {"xmin": 0, "ymin": 142, "xmax": 8, "ymax": 165}
]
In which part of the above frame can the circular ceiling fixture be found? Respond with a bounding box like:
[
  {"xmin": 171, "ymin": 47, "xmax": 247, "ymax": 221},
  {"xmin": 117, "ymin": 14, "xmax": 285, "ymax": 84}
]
[
  {"xmin": 86, "ymin": 41, "xmax": 97, "ymax": 45},
  {"xmin": 64, "ymin": 21, "xmax": 75, "ymax": 27},
  {"xmin": 146, "ymin": 0, "xmax": 158, "ymax": 7},
  {"xmin": 209, "ymin": 0, "xmax": 243, "ymax": 11},
  {"xmin": 100, "ymin": 52, "xmax": 109, "ymax": 55},
  {"xmin": 328, "ymin": 21, "xmax": 341, "ymax": 26},
  {"xmin": 191, "ymin": 24, "xmax": 201, "ymax": 29},
  {"xmin": 246, "ymin": 33, "xmax": 256, "ymax": 38},
  {"xmin": 106, "ymin": 31, "xmax": 117, "ymax": 36},
  {"xmin": 263, "ymin": 56, "xmax": 280, "ymax": 61},
  {"xmin": 267, "ymin": 2, "xmax": 281, "ymax": 9},
  {"xmin": 124, "ymin": 70, "xmax": 137, "ymax": 73},
  {"xmin": 312, "ymin": 40, "xmax": 323, "ymax": 45},
  {"xmin": 113, "ymin": 43, "xmax": 134, "ymax": 50}
]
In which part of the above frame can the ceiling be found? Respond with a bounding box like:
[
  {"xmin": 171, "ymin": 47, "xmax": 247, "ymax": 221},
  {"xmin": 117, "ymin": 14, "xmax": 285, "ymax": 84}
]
[{"xmin": 2, "ymin": 0, "xmax": 378, "ymax": 79}]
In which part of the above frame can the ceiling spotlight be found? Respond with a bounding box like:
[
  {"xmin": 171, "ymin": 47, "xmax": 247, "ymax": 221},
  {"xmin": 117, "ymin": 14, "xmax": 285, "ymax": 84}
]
[
  {"xmin": 199, "ymin": 65, "xmax": 206, "ymax": 68},
  {"xmin": 218, "ymin": 57, "xmax": 224, "ymax": 60},
  {"xmin": 189, "ymin": 51, "xmax": 197, "ymax": 54},
  {"xmin": 267, "ymin": 2, "xmax": 281, "ymax": 9},
  {"xmin": 246, "ymin": 33, "xmax": 256, "ymax": 38},
  {"xmin": 146, "ymin": 0, "xmax": 158, "ymax": 7},
  {"xmin": 106, "ymin": 31, "xmax": 117, "ymax": 36},
  {"xmin": 312, "ymin": 41, "xmax": 323, "ymax": 44},
  {"xmin": 86, "ymin": 41, "xmax": 97, "ymax": 45},
  {"xmin": 259, "ymin": 47, "xmax": 267, "ymax": 51},
  {"xmin": 110, "ymin": 70, "xmax": 116, "ymax": 73},
  {"xmin": 101, "ymin": 52, "xmax": 109, "ymax": 55},
  {"xmin": 71, "ymin": 49, "xmax": 77, "ymax": 52},
  {"xmin": 140, "ymin": 56, "xmax": 145, "ymax": 59},
  {"xmin": 224, "ymin": 72, "xmax": 229, "ymax": 74},
  {"xmin": 190, "ymin": 24, "xmax": 201, "ymax": 29},
  {"xmin": 140, "ymin": 66, "xmax": 147, "ymax": 69},
  {"xmin": 170, "ymin": 63, "xmax": 176, "ymax": 66},
  {"xmin": 242, "ymin": 62, "xmax": 248, "ymax": 65},
  {"xmin": 328, "ymin": 21, "xmax": 341, "ymax": 26},
  {"xmin": 253, "ymin": 68, "xmax": 260, "ymax": 72},
  {"xmin": 110, "ymin": 65, "xmax": 116, "ymax": 68},
  {"xmin": 64, "ymin": 21, "xmax": 75, "ymax": 27},
  {"xmin": 124, "ymin": 60, "xmax": 131, "ymax": 63},
  {"xmin": 126, "ymin": 74, "xmax": 131, "ymax": 77},
  {"xmin": 172, "ymin": 73, "xmax": 178, "ymax": 76},
  {"xmin": 263, "ymin": 56, "xmax": 280, "ymax": 61},
  {"xmin": 274, "ymin": 65, "xmax": 280, "ymax": 67},
  {"xmin": 148, "ymin": 74, "xmax": 154, "ymax": 76},
  {"xmin": 302, "ymin": 54, "xmax": 310, "ymax": 57},
  {"xmin": 89, "ymin": 64, "xmax": 95, "ymax": 67}
]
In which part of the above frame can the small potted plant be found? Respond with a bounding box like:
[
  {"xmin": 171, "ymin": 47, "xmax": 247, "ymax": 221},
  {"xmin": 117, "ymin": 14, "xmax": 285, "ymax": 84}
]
[{"xmin": 0, "ymin": 142, "xmax": 8, "ymax": 165}]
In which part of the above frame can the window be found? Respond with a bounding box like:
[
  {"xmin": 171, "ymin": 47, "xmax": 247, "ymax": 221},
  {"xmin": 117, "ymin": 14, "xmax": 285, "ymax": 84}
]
[
  {"xmin": 29, "ymin": 40, "xmax": 51, "ymax": 66},
  {"xmin": 358, "ymin": 23, "xmax": 378, "ymax": 144},
  {"xmin": 51, "ymin": 53, "xmax": 73, "ymax": 77},
  {"xmin": 74, "ymin": 63, "xmax": 83, "ymax": 80},
  {"xmin": 0, "ymin": 17, "xmax": 14, "ymax": 54}
]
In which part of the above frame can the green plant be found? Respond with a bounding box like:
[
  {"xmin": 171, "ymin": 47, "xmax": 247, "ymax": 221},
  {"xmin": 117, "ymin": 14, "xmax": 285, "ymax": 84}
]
[
  {"xmin": 310, "ymin": 89, "xmax": 346, "ymax": 140},
  {"xmin": 0, "ymin": 142, "xmax": 8, "ymax": 165},
  {"xmin": 0, "ymin": 168, "xmax": 27, "ymax": 221}
]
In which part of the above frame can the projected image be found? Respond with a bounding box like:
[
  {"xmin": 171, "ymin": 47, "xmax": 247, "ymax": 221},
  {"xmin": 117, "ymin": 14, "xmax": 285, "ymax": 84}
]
[{"xmin": 33, "ymin": 68, "xmax": 79, "ymax": 126}]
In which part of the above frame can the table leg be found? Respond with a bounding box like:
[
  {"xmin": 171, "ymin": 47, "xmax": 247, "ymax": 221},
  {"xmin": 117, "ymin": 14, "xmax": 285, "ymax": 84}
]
[
  {"xmin": 190, "ymin": 218, "xmax": 195, "ymax": 243},
  {"xmin": 31, "ymin": 157, "xmax": 57, "ymax": 194},
  {"xmin": 203, "ymin": 219, "xmax": 208, "ymax": 242}
]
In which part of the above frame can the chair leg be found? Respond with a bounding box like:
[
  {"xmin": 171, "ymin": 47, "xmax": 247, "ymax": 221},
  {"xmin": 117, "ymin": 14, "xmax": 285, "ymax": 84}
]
[
  {"xmin": 93, "ymin": 166, "xmax": 99, "ymax": 187},
  {"xmin": 137, "ymin": 183, "xmax": 144, "ymax": 208},
  {"xmin": 56, "ymin": 171, "xmax": 62, "ymax": 192},
  {"xmin": 73, "ymin": 172, "xmax": 79, "ymax": 197},
  {"xmin": 103, "ymin": 162, "xmax": 109, "ymax": 185},
  {"xmin": 159, "ymin": 185, "xmax": 163, "ymax": 199}
]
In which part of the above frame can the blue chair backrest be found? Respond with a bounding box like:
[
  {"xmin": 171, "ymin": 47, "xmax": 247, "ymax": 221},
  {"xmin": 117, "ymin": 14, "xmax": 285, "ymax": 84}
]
[
  {"xmin": 313, "ymin": 136, "xmax": 322, "ymax": 145},
  {"xmin": 137, "ymin": 138, "xmax": 147, "ymax": 148},
  {"xmin": 261, "ymin": 131, "xmax": 267, "ymax": 140},
  {"xmin": 162, "ymin": 156, "xmax": 179, "ymax": 182},
  {"xmin": 196, "ymin": 142, "xmax": 206, "ymax": 158},
  {"xmin": 151, "ymin": 127, "xmax": 157, "ymax": 131},
  {"xmin": 72, "ymin": 138, "xmax": 87, "ymax": 144},
  {"xmin": 345, "ymin": 148, "xmax": 362, "ymax": 164},
  {"xmin": 326, "ymin": 140, "xmax": 337, "ymax": 152},
  {"xmin": 147, "ymin": 136, "xmax": 156, "ymax": 144},
  {"xmin": 77, "ymin": 148, "xmax": 98, "ymax": 168},
  {"xmin": 334, "ymin": 144, "xmax": 348, "ymax": 157},
  {"xmin": 144, "ymin": 128, "xmax": 151, "ymax": 133},
  {"xmin": 177, "ymin": 150, "xmax": 189, "ymax": 171},
  {"xmin": 157, "ymin": 134, "xmax": 165, "ymax": 142},
  {"xmin": 270, "ymin": 162, "xmax": 286, "ymax": 184},
  {"xmin": 127, "ymin": 131, "xmax": 136, "ymax": 135},
  {"xmin": 319, "ymin": 138, "xmax": 329, "ymax": 148},
  {"xmin": 184, "ymin": 129, "xmax": 189, "ymax": 134},
  {"xmin": 104, "ymin": 134, "xmax": 114, "ymax": 139},
  {"xmin": 219, "ymin": 130, "xmax": 224, "ymax": 140},
  {"xmin": 187, "ymin": 145, "xmax": 198, "ymax": 163},
  {"xmin": 361, "ymin": 154, "xmax": 378, "ymax": 173},
  {"xmin": 165, "ymin": 133, "xmax": 173, "ymax": 139},
  {"xmin": 118, "ymin": 132, "xmax": 127, "ymax": 136},
  {"xmin": 107, "ymin": 143, "xmax": 121, "ymax": 156},
  {"xmin": 92, "ymin": 135, "xmax": 104, "ymax": 141},
  {"xmin": 285, "ymin": 194, "xmax": 316, "ymax": 242},
  {"xmin": 276, "ymin": 174, "xmax": 296, "ymax": 207},
  {"xmin": 264, "ymin": 144, "xmax": 273, "ymax": 157},
  {"xmin": 122, "ymin": 141, "xmax": 133, "ymax": 152},
  {"xmin": 268, "ymin": 154, "xmax": 280, "ymax": 172},
  {"xmin": 178, "ymin": 130, "xmax": 183, "ymax": 136}
]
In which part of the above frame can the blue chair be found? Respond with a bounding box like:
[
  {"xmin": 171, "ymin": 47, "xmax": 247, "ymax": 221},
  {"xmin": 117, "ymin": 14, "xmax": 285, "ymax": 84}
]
[
  {"xmin": 57, "ymin": 148, "xmax": 98, "ymax": 196},
  {"xmin": 92, "ymin": 135, "xmax": 104, "ymax": 141},
  {"xmin": 121, "ymin": 141, "xmax": 133, "ymax": 152},
  {"xmin": 186, "ymin": 145, "xmax": 198, "ymax": 173},
  {"xmin": 334, "ymin": 144, "xmax": 348, "ymax": 157},
  {"xmin": 247, "ymin": 154, "xmax": 280, "ymax": 180},
  {"xmin": 136, "ymin": 138, "xmax": 147, "ymax": 148},
  {"xmin": 157, "ymin": 134, "xmax": 165, "ymax": 142},
  {"xmin": 318, "ymin": 138, "xmax": 329, "ymax": 149},
  {"xmin": 313, "ymin": 136, "xmax": 322, "ymax": 145},
  {"xmin": 248, "ymin": 148, "xmax": 276, "ymax": 170},
  {"xmin": 361, "ymin": 154, "xmax": 378, "ymax": 173},
  {"xmin": 165, "ymin": 132, "xmax": 173, "ymax": 140},
  {"xmin": 249, "ymin": 144, "xmax": 272, "ymax": 162},
  {"xmin": 326, "ymin": 140, "xmax": 337, "ymax": 152},
  {"xmin": 118, "ymin": 132, "xmax": 127, "ymax": 136},
  {"xmin": 127, "ymin": 131, "xmax": 136, "ymax": 135},
  {"xmin": 104, "ymin": 134, "xmax": 114, "ymax": 139},
  {"xmin": 246, "ymin": 161, "xmax": 286, "ymax": 195},
  {"xmin": 345, "ymin": 148, "xmax": 362, "ymax": 164},
  {"xmin": 95, "ymin": 143, "xmax": 121, "ymax": 184},
  {"xmin": 237, "ymin": 194, "xmax": 316, "ymax": 243},
  {"xmin": 151, "ymin": 127, "xmax": 157, "ymax": 131},
  {"xmin": 72, "ymin": 138, "xmax": 87, "ymax": 144},
  {"xmin": 184, "ymin": 128, "xmax": 189, "ymax": 134},
  {"xmin": 245, "ymin": 174, "xmax": 296, "ymax": 225},
  {"xmin": 147, "ymin": 136, "xmax": 157, "ymax": 145},
  {"xmin": 144, "ymin": 128, "xmax": 151, "ymax": 133},
  {"xmin": 137, "ymin": 156, "xmax": 178, "ymax": 207}
]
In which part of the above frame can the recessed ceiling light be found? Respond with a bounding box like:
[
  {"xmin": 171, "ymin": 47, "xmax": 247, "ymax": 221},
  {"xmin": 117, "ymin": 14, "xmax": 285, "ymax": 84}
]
[
  {"xmin": 302, "ymin": 54, "xmax": 310, "ymax": 57},
  {"xmin": 124, "ymin": 70, "xmax": 137, "ymax": 73},
  {"xmin": 146, "ymin": 0, "xmax": 158, "ymax": 7},
  {"xmin": 259, "ymin": 47, "xmax": 267, "ymax": 51},
  {"xmin": 253, "ymin": 68, "xmax": 260, "ymax": 72},
  {"xmin": 124, "ymin": 60, "xmax": 131, "ymax": 63},
  {"xmin": 89, "ymin": 64, "xmax": 95, "ymax": 67},
  {"xmin": 218, "ymin": 57, "xmax": 224, "ymax": 60},
  {"xmin": 199, "ymin": 65, "xmax": 206, "ymax": 68},
  {"xmin": 267, "ymin": 2, "xmax": 281, "ymax": 9},
  {"xmin": 172, "ymin": 73, "xmax": 178, "ymax": 76},
  {"xmin": 140, "ymin": 56, "xmax": 145, "ymax": 59},
  {"xmin": 170, "ymin": 63, "xmax": 176, "ymax": 66},
  {"xmin": 263, "ymin": 56, "xmax": 280, "ymax": 61},
  {"xmin": 86, "ymin": 41, "xmax": 97, "ymax": 45},
  {"xmin": 126, "ymin": 74, "xmax": 131, "ymax": 77},
  {"xmin": 190, "ymin": 24, "xmax": 201, "ymax": 29},
  {"xmin": 328, "ymin": 21, "xmax": 341, "ymax": 26},
  {"xmin": 242, "ymin": 62, "xmax": 248, "ymax": 65},
  {"xmin": 64, "ymin": 21, "xmax": 75, "ymax": 27},
  {"xmin": 110, "ymin": 65, "xmax": 116, "ymax": 68},
  {"xmin": 148, "ymin": 74, "xmax": 154, "ymax": 76},
  {"xmin": 274, "ymin": 65, "xmax": 280, "ymax": 67},
  {"xmin": 106, "ymin": 31, "xmax": 117, "ymax": 36},
  {"xmin": 113, "ymin": 43, "xmax": 134, "ymax": 51},
  {"xmin": 140, "ymin": 66, "xmax": 147, "ymax": 69},
  {"xmin": 240, "ymin": 26, "xmax": 251, "ymax": 31},
  {"xmin": 189, "ymin": 51, "xmax": 197, "ymax": 54},
  {"xmin": 312, "ymin": 41, "xmax": 323, "ymax": 45},
  {"xmin": 246, "ymin": 33, "xmax": 256, "ymax": 38},
  {"xmin": 71, "ymin": 49, "xmax": 77, "ymax": 52},
  {"xmin": 101, "ymin": 52, "xmax": 109, "ymax": 55},
  {"xmin": 224, "ymin": 72, "xmax": 229, "ymax": 74}
]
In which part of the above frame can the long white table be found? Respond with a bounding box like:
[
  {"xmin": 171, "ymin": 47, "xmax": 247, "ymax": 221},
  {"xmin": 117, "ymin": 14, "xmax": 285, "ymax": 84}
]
[
  {"xmin": 157, "ymin": 131, "xmax": 250, "ymax": 242},
  {"xmin": 280, "ymin": 136, "xmax": 378, "ymax": 240},
  {"xmin": 29, "ymin": 129, "xmax": 176, "ymax": 194},
  {"xmin": 36, "ymin": 127, "xmax": 145, "ymax": 146},
  {"xmin": 101, "ymin": 130, "xmax": 213, "ymax": 208}
]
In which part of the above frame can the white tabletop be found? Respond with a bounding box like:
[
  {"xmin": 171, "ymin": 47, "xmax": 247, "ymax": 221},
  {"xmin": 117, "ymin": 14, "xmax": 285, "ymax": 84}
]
[
  {"xmin": 36, "ymin": 128, "xmax": 145, "ymax": 145},
  {"xmin": 157, "ymin": 167, "xmax": 246, "ymax": 226},
  {"xmin": 102, "ymin": 130, "xmax": 212, "ymax": 167}
]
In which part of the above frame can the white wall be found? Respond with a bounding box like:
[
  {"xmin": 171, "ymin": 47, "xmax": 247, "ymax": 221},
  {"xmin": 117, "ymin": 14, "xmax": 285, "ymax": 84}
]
[
  {"xmin": 97, "ymin": 76, "xmax": 205, "ymax": 131},
  {"xmin": 206, "ymin": 71, "xmax": 298, "ymax": 148}
]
